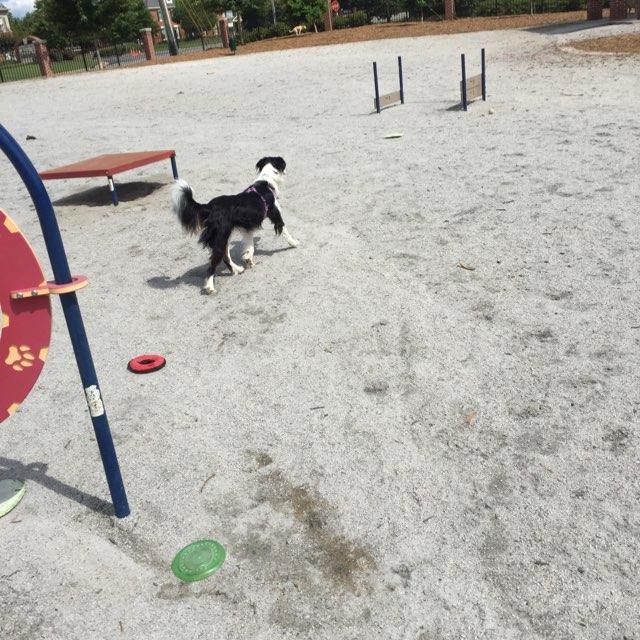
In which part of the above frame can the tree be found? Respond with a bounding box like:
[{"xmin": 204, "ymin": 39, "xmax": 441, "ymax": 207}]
[
  {"xmin": 281, "ymin": 0, "xmax": 326, "ymax": 26},
  {"xmin": 39, "ymin": 0, "xmax": 154, "ymax": 43},
  {"xmin": 173, "ymin": 0, "xmax": 220, "ymax": 34}
]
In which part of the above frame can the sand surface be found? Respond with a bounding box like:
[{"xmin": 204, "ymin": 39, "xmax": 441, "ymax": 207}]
[{"xmin": 1, "ymin": 18, "xmax": 639, "ymax": 640}]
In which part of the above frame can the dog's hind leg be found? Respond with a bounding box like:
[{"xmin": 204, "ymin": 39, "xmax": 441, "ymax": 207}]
[
  {"xmin": 224, "ymin": 243, "xmax": 244, "ymax": 275},
  {"xmin": 240, "ymin": 229, "xmax": 255, "ymax": 267},
  {"xmin": 203, "ymin": 228, "xmax": 231, "ymax": 294}
]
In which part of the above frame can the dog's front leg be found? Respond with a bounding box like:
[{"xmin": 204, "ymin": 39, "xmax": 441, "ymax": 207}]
[
  {"xmin": 274, "ymin": 200, "xmax": 299, "ymax": 248},
  {"xmin": 281, "ymin": 226, "xmax": 298, "ymax": 248}
]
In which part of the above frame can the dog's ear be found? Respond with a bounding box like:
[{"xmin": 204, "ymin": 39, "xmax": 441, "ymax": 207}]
[
  {"xmin": 256, "ymin": 157, "xmax": 269, "ymax": 173},
  {"xmin": 272, "ymin": 157, "xmax": 286, "ymax": 174}
]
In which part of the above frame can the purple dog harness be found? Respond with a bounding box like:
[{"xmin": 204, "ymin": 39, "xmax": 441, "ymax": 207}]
[{"xmin": 244, "ymin": 183, "xmax": 277, "ymax": 219}]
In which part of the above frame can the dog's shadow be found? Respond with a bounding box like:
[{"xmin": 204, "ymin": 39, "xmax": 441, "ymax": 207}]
[{"xmin": 146, "ymin": 237, "xmax": 293, "ymax": 290}]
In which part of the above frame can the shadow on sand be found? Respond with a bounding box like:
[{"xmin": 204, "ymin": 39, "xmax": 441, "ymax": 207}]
[
  {"xmin": 52, "ymin": 181, "xmax": 166, "ymax": 207},
  {"xmin": 146, "ymin": 238, "xmax": 294, "ymax": 290},
  {"xmin": 0, "ymin": 455, "xmax": 113, "ymax": 516}
]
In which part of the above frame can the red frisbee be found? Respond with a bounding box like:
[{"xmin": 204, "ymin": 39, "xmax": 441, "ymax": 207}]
[{"xmin": 127, "ymin": 354, "xmax": 166, "ymax": 374}]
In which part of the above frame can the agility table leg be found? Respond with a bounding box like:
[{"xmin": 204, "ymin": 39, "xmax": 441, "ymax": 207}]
[
  {"xmin": 107, "ymin": 176, "xmax": 118, "ymax": 206},
  {"xmin": 0, "ymin": 124, "xmax": 130, "ymax": 518},
  {"xmin": 170, "ymin": 155, "xmax": 178, "ymax": 180}
]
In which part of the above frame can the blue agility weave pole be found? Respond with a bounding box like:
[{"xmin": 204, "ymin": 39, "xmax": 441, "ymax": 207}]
[{"xmin": 0, "ymin": 124, "xmax": 130, "ymax": 518}]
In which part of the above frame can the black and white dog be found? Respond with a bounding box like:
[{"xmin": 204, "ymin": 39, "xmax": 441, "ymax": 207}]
[{"xmin": 171, "ymin": 157, "xmax": 298, "ymax": 294}]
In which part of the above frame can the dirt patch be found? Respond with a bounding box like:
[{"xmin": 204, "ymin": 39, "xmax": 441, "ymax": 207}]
[
  {"xmin": 571, "ymin": 32, "xmax": 640, "ymax": 55},
  {"xmin": 132, "ymin": 12, "xmax": 589, "ymax": 70},
  {"xmin": 257, "ymin": 469, "xmax": 376, "ymax": 592}
]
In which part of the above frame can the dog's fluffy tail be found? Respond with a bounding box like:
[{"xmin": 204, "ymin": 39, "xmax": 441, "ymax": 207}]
[{"xmin": 171, "ymin": 179, "xmax": 206, "ymax": 234}]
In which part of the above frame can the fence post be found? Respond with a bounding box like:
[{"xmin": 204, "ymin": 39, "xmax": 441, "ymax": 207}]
[
  {"xmin": 81, "ymin": 45, "xmax": 88, "ymax": 71},
  {"xmin": 201, "ymin": 34, "xmax": 206, "ymax": 51},
  {"xmin": 0, "ymin": 66, "xmax": 4, "ymax": 83},
  {"xmin": 114, "ymin": 42, "xmax": 121, "ymax": 67},
  {"xmin": 398, "ymin": 55, "xmax": 404, "ymax": 104},
  {"xmin": 140, "ymin": 27, "xmax": 156, "ymax": 61},
  {"xmin": 373, "ymin": 61, "xmax": 380, "ymax": 114},
  {"xmin": 33, "ymin": 38, "xmax": 53, "ymax": 78},
  {"xmin": 461, "ymin": 53, "xmax": 467, "ymax": 111},
  {"xmin": 586, "ymin": 0, "xmax": 603, "ymax": 19},
  {"xmin": 609, "ymin": 0, "xmax": 627, "ymax": 18}
]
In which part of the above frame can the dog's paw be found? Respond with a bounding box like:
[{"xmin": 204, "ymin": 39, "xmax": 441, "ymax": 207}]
[
  {"xmin": 243, "ymin": 257, "xmax": 255, "ymax": 268},
  {"xmin": 202, "ymin": 285, "xmax": 217, "ymax": 295},
  {"xmin": 287, "ymin": 238, "xmax": 299, "ymax": 248},
  {"xmin": 232, "ymin": 265, "xmax": 245, "ymax": 275}
]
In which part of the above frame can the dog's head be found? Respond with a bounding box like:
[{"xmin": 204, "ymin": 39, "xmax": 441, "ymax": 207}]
[{"xmin": 256, "ymin": 157, "xmax": 286, "ymax": 185}]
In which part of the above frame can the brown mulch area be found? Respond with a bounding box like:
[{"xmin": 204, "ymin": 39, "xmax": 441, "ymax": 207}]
[
  {"xmin": 240, "ymin": 11, "xmax": 588, "ymax": 53},
  {"xmin": 135, "ymin": 11, "xmax": 588, "ymax": 68},
  {"xmin": 571, "ymin": 31, "xmax": 640, "ymax": 54}
]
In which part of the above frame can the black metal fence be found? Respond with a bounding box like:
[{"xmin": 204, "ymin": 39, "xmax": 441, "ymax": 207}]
[
  {"xmin": 0, "ymin": 34, "xmax": 222, "ymax": 83},
  {"xmin": 0, "ymin": 42, "xmax": 40, "ymax": 83},
  {"xmin": 154, "ymin": 35, "xmax": 222, "ymax": 58}
]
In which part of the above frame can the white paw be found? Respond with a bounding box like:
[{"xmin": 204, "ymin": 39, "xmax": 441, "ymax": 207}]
[
  {"xmin": 203, "ymin": 285, "xmax": 217, "ymax": 295},
  {"xmin": 243, "ymin": 257, "xmax": 255, "ymax": 268},
  {"xmin": 233, "ymin": 266, "xmax": 245, "ymax": 275},
  {"xmin": 288, "ymin": 239, "xmax": 299, "ymax": 248}
]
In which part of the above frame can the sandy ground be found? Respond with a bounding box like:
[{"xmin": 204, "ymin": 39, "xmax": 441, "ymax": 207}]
[{"xmin": 1, "ymin": 17, "xmax": 640, "ymax": 640}]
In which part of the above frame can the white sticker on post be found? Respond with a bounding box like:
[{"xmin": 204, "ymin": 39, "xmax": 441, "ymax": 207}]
[{"xmin": 84, "ymin": 385, "xmax": 105, "ymax": 417}]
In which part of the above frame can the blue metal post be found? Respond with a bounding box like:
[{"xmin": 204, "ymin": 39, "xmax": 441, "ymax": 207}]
[
  {"xmin": 398, "ymin": 56, "xmax": 404, "ymax": 104},
  {"xmin": 0, "ymin": 124, "xmax": 130, "ymax": 518},
  {"xmin": 461, "ymin": 54, "xmax": 468, "ymax": 112},
  {"xmin": 373, "ymin": 61, "xmax": 381, "ymax": 114},
  {"xmin": 107, "ymin": 176, "xmax": 118, "ymax": 206},
  {"xmin": 481, "ymin": 48, "xmax": 486, "ymax": 101},
  {"xmin": 170, "ymin": 154, "xmax": 178, "ymax": 179}
]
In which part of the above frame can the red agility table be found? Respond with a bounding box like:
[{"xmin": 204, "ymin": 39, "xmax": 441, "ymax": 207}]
[{"xmin": 39, "ymin": 150, "xmax": 178, "ymax": 206}]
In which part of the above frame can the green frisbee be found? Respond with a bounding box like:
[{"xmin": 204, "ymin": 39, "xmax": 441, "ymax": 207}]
[
  {"xmin": 171, "ymin": 539, "xmax": 226, "ymax": 582},
  {"xmin": 0, "ymin": 479, "xmax": 26, "ymax": 518}
]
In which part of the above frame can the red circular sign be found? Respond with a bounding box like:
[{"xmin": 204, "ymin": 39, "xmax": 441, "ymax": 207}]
[
  {"xmin": 127, "ymin": 354, "xmax": 166, "ymax": 374},
  {"xmin": 0, "ymin": 209, "xmax": 52, "ymax": 423}
]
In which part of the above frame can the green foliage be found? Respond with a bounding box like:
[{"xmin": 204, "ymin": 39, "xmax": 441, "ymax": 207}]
[
  {"xmin": 332, "ymin": 9, "xmax": 368, "ymax": 27},
  {"xmin": 367, "ymin": 0, "xmax": 405, "ymax": 20},
  {"xmin": 173, "ymin": 0, "xmax": 220, "ymax": 33},
  {"xmin": 25, "ymin": 0, "xmax": 154, "ymax": 44},
  {"xmin": 281, "ymin": 0, "xmax": 327, "ymax": 25},
  {"xmin": 241, "ymin": 20, "xmax": 289, "ymax": 41}
]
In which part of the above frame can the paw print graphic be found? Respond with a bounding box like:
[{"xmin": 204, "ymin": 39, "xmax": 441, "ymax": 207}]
[{"xmin": 5, "ymin": 345, "xmax": 35, "ymax": 372}]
